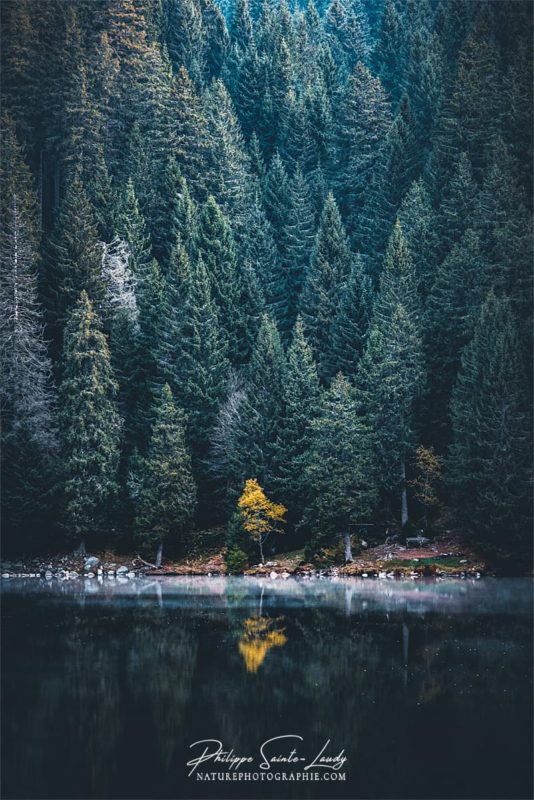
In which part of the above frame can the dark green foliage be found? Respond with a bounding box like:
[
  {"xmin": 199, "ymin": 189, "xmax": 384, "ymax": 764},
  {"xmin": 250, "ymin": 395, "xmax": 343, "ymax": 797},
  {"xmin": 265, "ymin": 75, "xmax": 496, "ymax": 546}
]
[
  {"xmin": 448, "ymin": 294, "xmax": 532, "ymax": 562},
  {"xmin": 134, "ymin": 383, "xmax": 197, "ymax": 561},
  {"xmin": 1, "ymin": 0, "xmax": 532, "ymax": 566},
  {"xmin": 303, "ymin": 373, "xmax": 376, "ymax": 558},
  {"xmin": 273, "ymin": 318, "xmax": 322, "ymax": 521},
  {"xmin": 44, "ymin": 171, "xmax": 104, "ymax": 345},
  {"xmin": 327, "ymin": 256, "xmax": 373, "ymax": 378},
  {"xmin": 225, "ymin": 510, "xmax": 252, "ymax": 572},
  {"xmin": 300, "ymin": 192, "xmax": 352, "ymax": 379},
  {"xmin": 59, "ymin": 292, "xmax": 122, "ymax": 546}
]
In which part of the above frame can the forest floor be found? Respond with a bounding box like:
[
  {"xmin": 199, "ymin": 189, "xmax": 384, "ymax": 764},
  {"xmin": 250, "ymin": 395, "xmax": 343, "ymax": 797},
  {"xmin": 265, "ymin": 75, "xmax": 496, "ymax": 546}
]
[{"xmin": 0, "ymin": 532, "xmax": 493, "ymax": 580}]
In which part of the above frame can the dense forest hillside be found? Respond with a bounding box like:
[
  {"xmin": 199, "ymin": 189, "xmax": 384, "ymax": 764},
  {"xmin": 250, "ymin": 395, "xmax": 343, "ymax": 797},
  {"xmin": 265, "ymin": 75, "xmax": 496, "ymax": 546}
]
[{"xmin": 1, "ymin": 0, "xmax": 532, "ymax": 567}]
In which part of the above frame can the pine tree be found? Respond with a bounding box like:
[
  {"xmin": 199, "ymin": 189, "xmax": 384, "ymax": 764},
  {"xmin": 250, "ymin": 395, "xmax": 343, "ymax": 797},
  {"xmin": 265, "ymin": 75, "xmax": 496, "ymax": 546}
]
[
  {"xmin": 281, "ymin": 165, "xmax": 316, "ymax": 336},
  {"xmin": 357, "ymin": 304, "xmax": 424, "ymax": 528},
  {"xmin": 196, "ymin": 196, "xmax": 241, "ymax": 362},
  {"xmin": 448, "ymin": 293, "xmax": 531, "ymax": 561},
  {"xmin": 397, "ymin": 178, "xmax": 439, "ymax": 303},
  {"xmin": 1, "ymin": 116, "xmax": 58, "ymax": 546},
  {"xmin": 173, "ymin": 257, "xmax": 229, "ymax": 468},
  {"xmin": 236, "ymin": 315, "xmax": 287, "ymax": 495},
  {"xmin": 203, "ymin": 79, "xmax": 253, "ymax": 229},
  {"xmin": 44, "ymin": 170, "xmax": 104, "ymax": 351},
  {"xmin": 134, "ymin": 383, "xmax": 197, "ymax": 566},
  {"xmin": 300, "ymin": 192, "xmax": 352, "ymax": 379},
  {"xmin": 273, "ymin": 317, "xmax": 322, "ymax": 522},
  {"xmin": 327, "ymin": 255, "xmax": 373, "ymax": 378},
  {"xmin": 303, "ymin": 373, "xmax": 376, "ymax": 559},
  {"xmin": 334, "ymin": 61, "xmax": 391, "ymax": 225},
  {"xmin": 59, "ymin": 292, "xmax": 122, "ymax": 551},
  {"xmin": 425, "ymin": 229, "xmax": 490, "ymax": 444}
]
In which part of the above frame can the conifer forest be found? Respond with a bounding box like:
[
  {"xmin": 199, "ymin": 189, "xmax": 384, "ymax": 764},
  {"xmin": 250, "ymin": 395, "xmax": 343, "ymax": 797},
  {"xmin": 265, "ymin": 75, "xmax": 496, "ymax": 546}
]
[{"xmin": 1, "ymin": 0, "xmax": 533, "ymax": 570}]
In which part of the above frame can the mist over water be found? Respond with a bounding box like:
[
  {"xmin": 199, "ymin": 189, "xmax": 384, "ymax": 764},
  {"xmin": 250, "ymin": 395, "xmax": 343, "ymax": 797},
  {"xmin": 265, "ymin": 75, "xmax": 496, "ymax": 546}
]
[{"xmin": 2, "ymin": 577, "xmax": 532, "ymax": 799}]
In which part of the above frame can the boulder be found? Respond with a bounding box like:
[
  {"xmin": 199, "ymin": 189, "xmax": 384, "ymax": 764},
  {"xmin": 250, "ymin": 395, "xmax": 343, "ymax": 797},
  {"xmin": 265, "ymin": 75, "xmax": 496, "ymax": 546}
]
[
  {"xmin": 116, "ymin": 566, "xmax": 128, "ymax": 575},
  {"xmin": 84, "ymin": 557, "xmax": 100, "ymax": 572}
]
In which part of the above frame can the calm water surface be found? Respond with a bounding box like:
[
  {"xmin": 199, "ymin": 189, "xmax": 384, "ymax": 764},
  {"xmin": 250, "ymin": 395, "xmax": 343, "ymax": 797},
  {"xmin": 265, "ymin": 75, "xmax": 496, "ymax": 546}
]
[{"xmin": 1, "ymin": 576, "xmax": 532, "ymax": 800}]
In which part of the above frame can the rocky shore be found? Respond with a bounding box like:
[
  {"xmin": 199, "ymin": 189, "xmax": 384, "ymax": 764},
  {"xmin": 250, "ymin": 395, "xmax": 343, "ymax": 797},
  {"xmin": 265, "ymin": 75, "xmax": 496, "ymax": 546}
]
[{"xmin": 0, "ymin": 534, "xmax": 492, "ymax": 581}]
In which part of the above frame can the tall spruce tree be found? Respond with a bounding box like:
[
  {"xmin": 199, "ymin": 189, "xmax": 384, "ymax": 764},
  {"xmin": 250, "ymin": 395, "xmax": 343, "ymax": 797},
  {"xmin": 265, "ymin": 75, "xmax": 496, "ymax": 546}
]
[
  {"xmin": 1, "ymin": 116, "xmax": 58, "ymax": 548},
  {"xmin": 300, "ymin": 192, "xmax": 352, "ymax": 379},
  {"xmin": 303, "ymin": 373, "xmax": 376, "ymax": 560},
  {"xmin": 134, "ymin": 384, "xmax": 197, "ymax": 566},
  {"xmin": 327, "ymin": 255, "xmax": 373, "ymax": 378},
  {"xmin": 448, "ymin": 293, "xmax": 531, "ymax": 561},
  {"xmin": 59, "ymin": 292, "xmax": 122, "ymax": 552}
]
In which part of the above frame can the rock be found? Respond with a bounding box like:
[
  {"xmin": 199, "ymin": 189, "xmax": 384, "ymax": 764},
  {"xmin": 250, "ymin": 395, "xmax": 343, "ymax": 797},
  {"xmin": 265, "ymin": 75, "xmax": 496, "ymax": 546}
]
[
  {"xmin": 270, "ymin": 571, "xmax": 278, "ymax": 579},
  {"xmin": 1, "ymin": 573, "xmax": 10, "ymax": 578},
  {"xmin": 86, "ymin": 572, "xmax": 95, "ymax": 578},
  {"xmin": 116, "ymin": 565, "xmax": 128, "ymax": 574},
  {"xmin": 69, "ymin": 571, "xmax": 79, "ymax": 578},
  {"xmin": 45, "ymin": 573, "xmax": 53, "ymax": 580},
  {"xmin": 459, "ymin": 559, "xmax": 467, "ymax": 564},
  {"xmin": 379, "ymin": 571, "xmax": 386, "ymax": 578},
  {"xmin": 84, "ymin": 557, "xmax": 100, "ymax": 572},
  {"xmin": 127, "ymin": 571, "xmax": 135, "ymax": 578},
  {"xmin": 361, "ymin": 540, "xmax": 368, "ymax": 548},
  {"xmin": 281, "ymin": 571, "xmax": 290, "ymax": 578},
  {"xmin": 362, "ymin": 572, "xmax": 368, "ymax": 578}
]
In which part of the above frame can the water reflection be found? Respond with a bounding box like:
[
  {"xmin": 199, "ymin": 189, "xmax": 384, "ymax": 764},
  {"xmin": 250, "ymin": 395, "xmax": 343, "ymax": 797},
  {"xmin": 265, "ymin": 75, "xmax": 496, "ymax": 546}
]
[{"xmin": 1, "ymin": 577, "xmax": 532, "ymax": 799}]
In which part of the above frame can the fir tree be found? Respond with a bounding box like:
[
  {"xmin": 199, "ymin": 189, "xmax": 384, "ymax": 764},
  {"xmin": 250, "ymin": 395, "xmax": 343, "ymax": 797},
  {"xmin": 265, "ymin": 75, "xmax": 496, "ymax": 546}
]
[
  {"xmin": 303, "ymin": 373, "xmax": 376, "ymax": 559},
  {"xmin": 0, "ymin": 117, "xmax": 58, "ymax": 546},
  {"xmin": 197, "ymin": 196, "xmax": 241, "ymax": 362},
  {"xmin": 327, "ymin": 255, "xmax": 373, "ymax": 378},
  {"xmin": 300, "ymin": 192, "xmax": 352, "ymax": 379},
  {"xmin": 59, "ymin": 292, "xmax": 122, "ymax": 551},
  {"xmin": 134, "ymin": 383, "xmax": 197, "ymax": 566},
  {"xmin": 44, "ymin": 170, "xmax": 104, "ymax": 350},
  {"xmin": 448, "ymin": 293, "xmax": 531, "ymax": 561}
]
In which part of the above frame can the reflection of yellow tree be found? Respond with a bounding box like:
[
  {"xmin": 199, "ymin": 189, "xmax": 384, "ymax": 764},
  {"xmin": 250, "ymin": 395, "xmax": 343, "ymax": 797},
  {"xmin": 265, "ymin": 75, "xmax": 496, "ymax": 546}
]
[{"xmin": 238, "ymin": 617, "xmax": 287, "ymax": 673}]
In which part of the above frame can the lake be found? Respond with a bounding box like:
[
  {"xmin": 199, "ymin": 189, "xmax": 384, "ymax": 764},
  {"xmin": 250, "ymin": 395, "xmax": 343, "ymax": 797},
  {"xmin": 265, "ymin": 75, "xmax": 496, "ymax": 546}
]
[{"xmin": 1, "ymin": 576, "xmax": 532, "ymax": 800}]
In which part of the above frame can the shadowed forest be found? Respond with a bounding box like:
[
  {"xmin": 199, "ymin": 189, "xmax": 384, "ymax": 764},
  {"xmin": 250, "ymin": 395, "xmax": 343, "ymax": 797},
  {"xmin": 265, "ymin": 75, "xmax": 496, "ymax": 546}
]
[{"xmin": 1, "ymin": 0, "xmax": 532, "ymax": 567}]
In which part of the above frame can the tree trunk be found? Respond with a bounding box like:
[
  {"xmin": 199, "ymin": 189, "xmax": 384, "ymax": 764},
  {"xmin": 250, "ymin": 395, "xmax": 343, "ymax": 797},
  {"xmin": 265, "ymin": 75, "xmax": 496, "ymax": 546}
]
[
  {"xmin": 74, "ymin": 539, "xmax": 86, "ymax": 557},
  {"xmin": 343, "ymin": 532, "xmax": 353, "ymax": 562},
  {"xmin": 258, "ymin": 535, "xmax": 264, "ymax": 564},
  {"xmin": 400, "ymin": 458, "xmax": 409, "ymax": 527},
  {"xmin": 155, "ymin": 542, "xmax": 163, "ymax": 568}
]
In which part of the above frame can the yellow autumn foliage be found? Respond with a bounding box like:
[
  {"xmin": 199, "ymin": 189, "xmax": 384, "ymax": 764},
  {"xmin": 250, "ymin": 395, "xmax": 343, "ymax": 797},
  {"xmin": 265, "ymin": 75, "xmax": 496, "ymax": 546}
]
[
  {"xmin": 238, "ymin": 617, "xmax": 288, "ymax": 673},
  {"xmin": 237, "ymin": 479, "xmax": 287, "ymax": 562}
]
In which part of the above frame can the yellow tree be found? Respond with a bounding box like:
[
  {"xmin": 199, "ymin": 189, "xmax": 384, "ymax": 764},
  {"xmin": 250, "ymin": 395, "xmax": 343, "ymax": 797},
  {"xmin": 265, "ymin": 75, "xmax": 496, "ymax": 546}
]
[
  {"xmin": 237, "ymin": 479, "xmax": 287, "ymax": 563},
  {"xmin": 410, "ymin": 445, "xmax": 442, "ymax": 530}
]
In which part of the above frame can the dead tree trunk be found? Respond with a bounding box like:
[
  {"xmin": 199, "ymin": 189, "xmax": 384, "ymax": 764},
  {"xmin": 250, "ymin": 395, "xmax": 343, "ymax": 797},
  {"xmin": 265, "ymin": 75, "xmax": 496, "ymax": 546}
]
[
  {"xmin": 400, "ymin": 458, "xmax": 409, "ymax": 528},
  {"xmin": 343, "ymin": 532, "xmax": 353, "ymax": 562},
  {"xmin": 155, "ymin": 542, "xmax": 163, "ymax": 568}
]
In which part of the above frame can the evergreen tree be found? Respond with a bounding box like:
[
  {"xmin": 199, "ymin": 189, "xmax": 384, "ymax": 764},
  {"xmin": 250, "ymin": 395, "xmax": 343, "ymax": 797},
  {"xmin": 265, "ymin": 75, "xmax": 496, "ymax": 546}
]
[
  {"xmin": 1, "ymin": 116, "xmax": 58, "ymax": 547},
  {"xmin": 273, "ymin": 317, "xmax": 322, "ymax": 522},
  {"xmin": 448, "ymin": 293, "xmax": 531, "ymax": 561},
  {"xmin": 397, "ymin": 178, "xmax": 439, "ymax": 302},
  {"xmin": 59, "ymin": 292, "xmax": 122, "ymax": 551},
  {"xmin": 196, "ymin": 196, "xmax": 241, "ymax": 362},
  {"xmin": 44, "ymin": 170, "xmax": 104, "ymax": 351},
  {"xmin": 300, "ymin": 192, "xmax": 352, "ymax": 379},
  {"xmin": 334, "ymin": 61, "xmax": 391, "ymax": 226},
  {"xmin": 327, "ymin": 255, "xmax": 373, "ymax": 378},
  {"xmin": 134, "ymin": 383, "xmax": 197, "ymax": 566},
  {"xmin": 357, "ymin": 305, "xmax": 424, "ymax": 528},
  {"xmin": 236, "ymin": 315, "xmax": 287, "ymax": 495},
  {"xmin": 173, "ymin": 257, "xmax": 229, "ymax": 469},
  {"xmin": 303, "ymin": 373, "xmax": 376, "ymax": 559}
]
